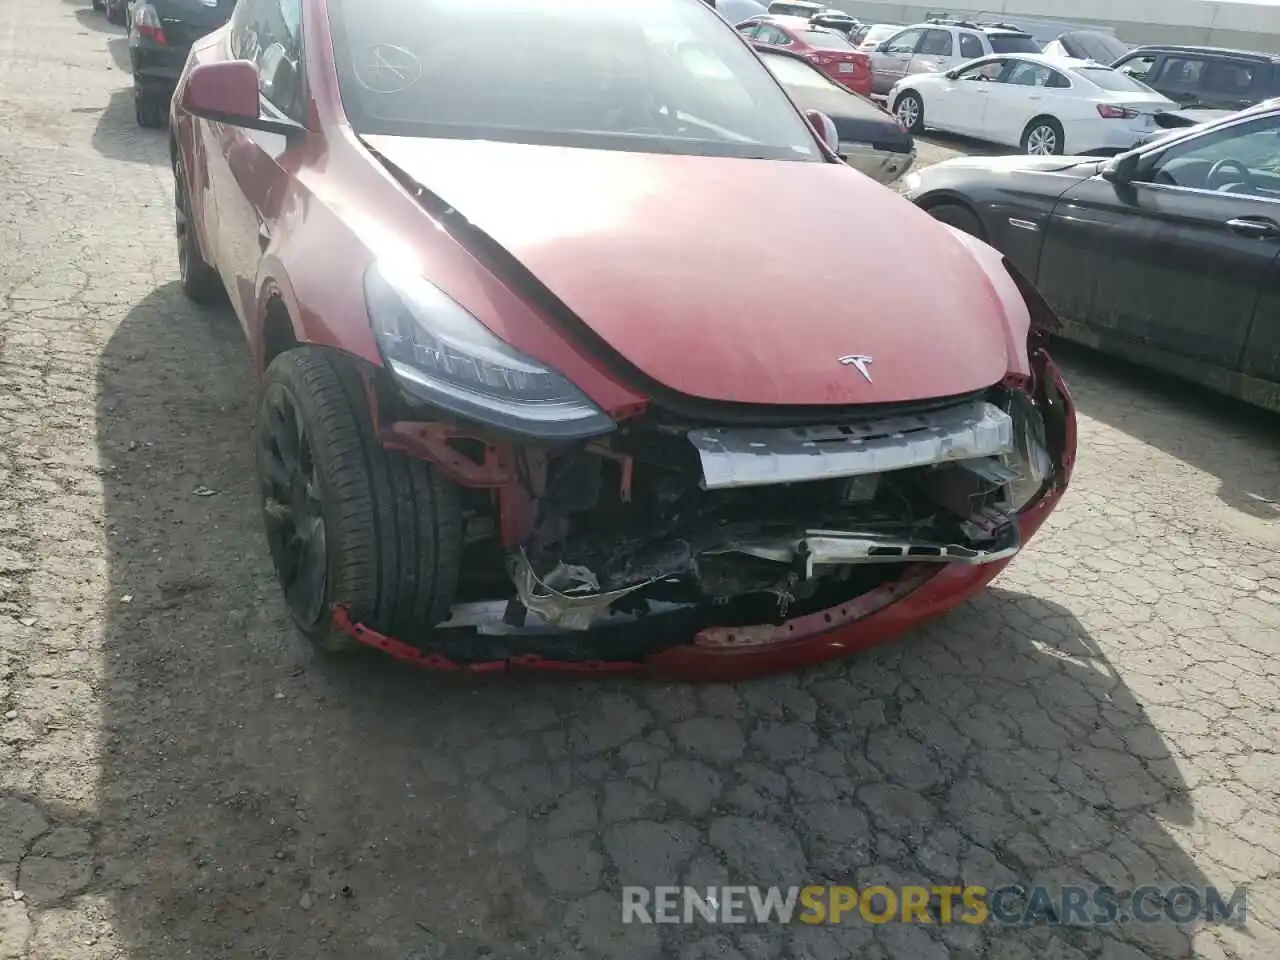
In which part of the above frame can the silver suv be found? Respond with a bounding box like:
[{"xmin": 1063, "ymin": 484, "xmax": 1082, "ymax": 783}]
[{"xmin": 869, "ymin": 19, "xmax": 1039, "ymax": 95}]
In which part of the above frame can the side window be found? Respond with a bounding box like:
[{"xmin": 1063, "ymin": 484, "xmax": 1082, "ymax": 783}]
[
  {"xmin": 1046, "ymin": 70, "xmax": 1071, "ymax": 89},
  {"xmin": 228, "ymin": 0, "xmax": 261, "ymax": 60},
  {"xmin": 917, "ymin": 30, "xmax": 953, "ymax": 57},
  {"xmin": 1119, "ymin": 54, "xmax": 1158, "ymax": 81},
  {"xmin": 758, "ymin": 26, "xmax": 789, "ymax": 46},
  {"xmin": 884, "ymin": 29, "xmax": 923, "ymax": 55},
  {"xmin": 235, "ymin": 0, "xmax": 305, "ymax": 120},
  {"xmin": 1157, "ymin": 57, "xmax": 1207, "ymax": 89},
  {"xmin": 1006, "ymin": 61, "xmax": 1051, "ymax": 87},
  {"xmin": 1148, "ymin": 115, "xmax": 1280, "ymax": 191},
  {"xmin": 956, "ymin": 59, "xmax": 1007, "ymax": 82},
  {"xmin": 1204, "ymin": 61, "xmax": 1256, "ymax": 96},
  {"xmin": 958, "ymin": 32, "xmax": 984, "ymax": 60},
  {"xmin": 736, "ymin": 22, "xmax": 761, "ymax": 39}
]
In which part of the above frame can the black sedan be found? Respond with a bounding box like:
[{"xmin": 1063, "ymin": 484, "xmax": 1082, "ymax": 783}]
[
  {"xmin": 901, "ymin": 102, "xmax": 1280, "ymax": 412},
  {"xmin": 755, "ymin": 45, "xmax": 915, "ymax": 184}
]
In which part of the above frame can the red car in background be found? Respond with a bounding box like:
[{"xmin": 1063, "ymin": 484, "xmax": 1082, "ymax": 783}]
[
  {"xmin": 737, "ymin": 15, "xmax": 873, "ymax": 96},
  {"xmin": 168, "ymin": 0, "xmax": 1074, "ymax": 678}
]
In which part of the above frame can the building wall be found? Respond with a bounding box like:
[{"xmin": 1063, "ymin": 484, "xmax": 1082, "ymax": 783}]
[{"xmin": 826, "ymin": 0, "xmax": 1280, "ymax": 52}]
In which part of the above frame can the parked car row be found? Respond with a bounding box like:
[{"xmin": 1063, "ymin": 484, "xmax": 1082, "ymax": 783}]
[{"xmin": 91, "ymin": 0, "xmax": 235, "ymax": 128}]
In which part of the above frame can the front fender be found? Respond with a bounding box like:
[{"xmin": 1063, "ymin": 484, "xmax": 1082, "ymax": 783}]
[{"xmin": 943, "ymin": 226, "xmax": 1034, "ymax": 381}]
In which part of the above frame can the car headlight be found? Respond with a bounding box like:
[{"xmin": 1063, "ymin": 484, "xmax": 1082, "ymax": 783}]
[
  {"xmin": 364, "ymin": 263, "xmax": 615, "ymax": 441},
  {"xmin": 1002, "ymin": 389, "xmax": 1052, "ymax": 510},
  {"xmin": 898, "ymin": 171, "xmax": 923, "ymax": 197}
]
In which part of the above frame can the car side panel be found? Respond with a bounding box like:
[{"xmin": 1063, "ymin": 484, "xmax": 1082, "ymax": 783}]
[
  {"xmin": 1039, "ymin": 178, "xmax": 1271, "ymax": 371},
  {"xmin": 973, "ymin": 80, "xmax": 1037, "ymax": 149},
  {"xmin": 1243, "ymin": 258, "xmax": 1280, "ymax": 398},
  {"xmin": 916, "ymin": 167, "xmax": 1082, "ymax": 279}
]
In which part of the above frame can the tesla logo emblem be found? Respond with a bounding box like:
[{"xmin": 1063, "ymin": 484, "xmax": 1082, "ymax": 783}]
[{"xmin": 839, "ymin": 355, "xmax": 874, "ymax": 382}]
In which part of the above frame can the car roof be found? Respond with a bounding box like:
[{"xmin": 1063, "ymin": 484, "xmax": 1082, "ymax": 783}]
[
  {"xmin": 907, "ymin": 19, "xmax": 1031, "ymax": 36},
  {"xmin": 1124, "ymin": 44, "xmax": 1280, "ymax": 63}
]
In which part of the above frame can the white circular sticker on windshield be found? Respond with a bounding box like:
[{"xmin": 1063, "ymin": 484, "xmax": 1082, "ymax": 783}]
[{"xmin": 352, "ymin": 44, "xmax": 423, "ymax": 94}]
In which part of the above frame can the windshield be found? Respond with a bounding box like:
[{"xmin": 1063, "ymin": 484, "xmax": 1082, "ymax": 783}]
[
  {"xmin": 988, "ymin": 34, "xmax": 1040, "ymax": 54},
  {"xmin": 801, "ymin": 29, "xmax": 854, "ymax": 50},
  {"xmin": 1077, "ymin": 66, "xmax": 1158, "ymax": 93},
  {"xmin": 328, "ymin": 0, "xmax": 821, "ymax": 161}
]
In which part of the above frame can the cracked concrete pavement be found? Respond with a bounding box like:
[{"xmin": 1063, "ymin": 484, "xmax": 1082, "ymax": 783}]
[{"xmin": 3, "ymin": 2, "xmax": 1280, "ymax": 958}]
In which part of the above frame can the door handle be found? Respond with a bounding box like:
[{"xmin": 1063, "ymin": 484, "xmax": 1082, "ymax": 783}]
[{"xmin": 1226, "ymin": 217, "xmax": 1280, "ymax": 239}]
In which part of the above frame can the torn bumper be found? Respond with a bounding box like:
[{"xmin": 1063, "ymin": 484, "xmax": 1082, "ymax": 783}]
[
  {"xmin": 332, "ymin": 462, "xmax": 1068, "ymax": 680},
  {"xmin": 339, "ymin": 359, "xmax": 1076, "ymax": 680}
]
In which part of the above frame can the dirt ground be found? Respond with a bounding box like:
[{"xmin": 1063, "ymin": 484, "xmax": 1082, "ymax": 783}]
[{"xmin": 3, "ymin": 3, "xmax": 1280, "ymax": 959}]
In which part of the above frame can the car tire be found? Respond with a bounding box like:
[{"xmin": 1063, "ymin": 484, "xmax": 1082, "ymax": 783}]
[
  {"xmin": 893, "ymin": 91, "xmax": 924, "ymax": 134},
  {"xmin": 173, "ymin": 158, "xmax": 224, "ymax": 304},
  {"xmin": 925, "ymin": 203, "xmax": 985, "ymax": 241},
  {"xmin": 106, "ymin": 1, "xmax": 123, "ymax": 24},
  {"xmin": 1021, "ymin": 116, "xmax": 1064, "ymax": 156},
  {"xmin": 135, "ymin": 94, "xmax": 166, "ymax": 129},
  {"xmin": 257, "ymin": 347, "xmax": 463, "ymax": 654}
]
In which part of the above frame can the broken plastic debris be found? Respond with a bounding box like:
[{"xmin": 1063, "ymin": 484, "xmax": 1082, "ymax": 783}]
[
  {"xmin": 193, "ymin": 486, "xmax": 218, "ymax": 497},
  {"xmin": 120, "ymin": 595, "xmax": 133, "ymax": 603}
]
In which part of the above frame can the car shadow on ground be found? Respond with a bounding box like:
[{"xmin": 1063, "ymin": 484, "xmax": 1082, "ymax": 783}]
[
  {"xmin": 105, "ymin": 35, "xmax": 130, "ymax": 73},
  {"xmin": 87, "ymin": 283, "xmax": 1220, "ymax": 958},
  {"xmin": 71, "ymin": 7, "xmax": 120, "ymax": 36},
  {"xmin": 90, "ymin": 88, "xmax": 168, "ymax": 167},
  {"xmin": 1054, "ymin": 341, "xmax": 1280, "ymax": 524},
  {"xmin": 917, "ymin": 131, "xmax": 1004, "ymax": 157}
]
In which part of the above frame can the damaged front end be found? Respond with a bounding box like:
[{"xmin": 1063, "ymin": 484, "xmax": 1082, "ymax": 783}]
[
  {"xmin": 495, "ymin": 388, "xmax": 1056, "ymax": 636},
  {"xmin": 352, "ymin": 260, "xmax": 1075, "ymax": 669}
]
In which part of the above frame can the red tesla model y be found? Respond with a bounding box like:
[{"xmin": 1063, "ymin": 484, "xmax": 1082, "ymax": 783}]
[{"xmin": 169, "ymin": 0, "xmax": 1076, "ymax": 677}]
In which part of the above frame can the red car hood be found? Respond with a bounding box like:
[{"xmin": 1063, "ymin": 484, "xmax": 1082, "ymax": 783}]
[{"xmin": 363, "ymin": 136, "xmax": 1016, "ymax": 406}]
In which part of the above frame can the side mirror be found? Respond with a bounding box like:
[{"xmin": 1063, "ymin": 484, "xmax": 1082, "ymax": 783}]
[
  {"xmin": 178, "ymin": 60, "xmax": 304, "ymax": 138},
  {"xmin": 875, "ymin": 41, "xmax": 889, "ymax": 53},
  {"xmin": 944, "ymin": 69, "xmax": 959, "ymax": 79},
  {"xmin": 806, "ymin": 109, "xmax": 841, "ymax": 154},
  {"xmin": 1100, "ymin": 151, "xmax": 1140, "ymax": 184}
]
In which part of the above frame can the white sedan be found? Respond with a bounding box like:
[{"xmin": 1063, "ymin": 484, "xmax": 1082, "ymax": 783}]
[{"xmin": 887, "ymin": 54, "xmax": 1179, "ymax": 155}]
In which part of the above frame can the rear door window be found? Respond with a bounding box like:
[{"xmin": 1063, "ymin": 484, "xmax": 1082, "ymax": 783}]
[
  {"xmin": 1203, "ymin": 60, "xmax": 1257, "ymax": 97},
  {"xmin": 1156, "ymin": 56, "xmax": 1208, "ymax": 94},
  {"xmin": 958, "ymin": 32, "xmax": 984, "ymax": 60},
  {"xmin": 917, "ymin": 29, "xmax": 953, "ymax": 57},
  {"xmin": 1005, "ymin": 60, "xmax": 1053, "ymax": 88}
]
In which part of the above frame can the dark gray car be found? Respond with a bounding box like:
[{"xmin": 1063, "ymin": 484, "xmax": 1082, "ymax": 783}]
[{"xmin": 901, "ymin": 102, "xmax": 1280, "ymax": 411}]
